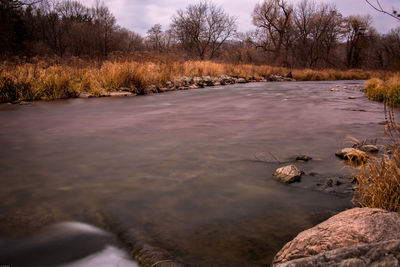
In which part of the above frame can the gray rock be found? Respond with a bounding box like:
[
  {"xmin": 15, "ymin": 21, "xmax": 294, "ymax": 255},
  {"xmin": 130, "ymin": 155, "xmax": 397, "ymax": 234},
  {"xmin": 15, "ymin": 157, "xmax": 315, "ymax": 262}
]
[
  {"xmin": 183, "ymin": 76, "xmax": 192, "ymax": 86},
  {"xmin": 202, "ymin": 76, "xmax": 215, "ymax": 86},
  {"xmin": 19, "ymin": 101, "xmax": 32, "ymax": 105},
  {"xmin": 273, "ymin": 165, "xmax": 302, "ymax": 183},
  {"xmin": 188, "ymin": 84, "xmax": 198, "ymax": 89},
  {"xmin": 108, "ymin": 91, "xmax": 136, "ymax": 97},
  {"xmin": 272, "ymin": 208, "xmax": 400, "ymax": 266},
  {"xmin": 275, "ymin": 240, "xmax": 400, "ymax": 267},
  {"xmin": 193, "ymin": 76, "xmax": 203, "ymax": 84},
  {"xmin": 237, "ymin": 78, "xmax": 248, "ymax": 83},
  {"xmin": 335, "ymin": 148, "xmax": 368, "ymax": 164},
  {"xmin": 79, "ymin": 92, "xmax": 92, "ymax": 98}
]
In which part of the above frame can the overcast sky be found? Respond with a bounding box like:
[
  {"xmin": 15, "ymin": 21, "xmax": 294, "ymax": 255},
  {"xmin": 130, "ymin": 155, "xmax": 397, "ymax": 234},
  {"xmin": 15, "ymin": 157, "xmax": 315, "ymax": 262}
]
[{"xmin": 82, "ymin": 0, "xmax": 400, "ymax": 35}]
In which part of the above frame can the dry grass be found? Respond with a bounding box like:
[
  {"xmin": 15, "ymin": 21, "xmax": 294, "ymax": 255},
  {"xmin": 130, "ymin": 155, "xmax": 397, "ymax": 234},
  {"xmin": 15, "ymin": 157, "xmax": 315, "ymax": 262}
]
[
  {"xmin": 0, "ymin": 59, "xmax": 387, "ymax": 103},
  {"xmin": 354, "ymin": 105, "xmax": 400, "ymax": 213},
  {"xmin": 365, "ymin": 73, "xmax": 400, "ymax": 104},
  {"xmin": 355, "ymin": 147, "xmax": 400, "ymax": 213}
]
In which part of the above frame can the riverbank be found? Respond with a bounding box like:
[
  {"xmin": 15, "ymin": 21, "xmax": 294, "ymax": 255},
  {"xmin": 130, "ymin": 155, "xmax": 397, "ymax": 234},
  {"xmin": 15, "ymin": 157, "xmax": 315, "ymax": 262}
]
[
  {"xmin": 0, "ymin": 60, "xmax": 387, "ymax": 104},
  {"xmin": 365, "ymin": 73, "xmax": 400, "ymax": 105}
]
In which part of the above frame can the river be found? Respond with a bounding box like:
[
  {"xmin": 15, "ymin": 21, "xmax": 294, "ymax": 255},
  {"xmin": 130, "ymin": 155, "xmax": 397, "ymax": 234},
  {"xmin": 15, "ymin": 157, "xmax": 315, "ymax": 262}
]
[{"xmin": 0, "ymin": 81, "xmax": 387, "ymax": 266}]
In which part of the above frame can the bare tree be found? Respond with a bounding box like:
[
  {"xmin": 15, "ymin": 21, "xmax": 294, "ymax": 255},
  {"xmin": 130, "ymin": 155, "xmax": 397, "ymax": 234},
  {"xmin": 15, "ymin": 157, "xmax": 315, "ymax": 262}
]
[
  {"xmin": 252, "ymin": 0, "xmax": 294, "ymax": 64},
  {"xmin": 344, "ymin": 15, "xmax": 373, "ymax": 68},
  {"xmin": 146, "ymin": 24, "xmax": 164, "ymax": 52},
  {"xmin": 170, "ymin": 1, "xmax": 237, "ymax": 60},
  {"xmin": 366, "ymin": 0, "xmax": 400, "ymax": 21},
  {"xmin": 92, "ymin": 0, "xmax": 116, "ymax": 56},
  {"xmin": 292, "ymin": 0, "xmax": 342, "ymax": 68}
]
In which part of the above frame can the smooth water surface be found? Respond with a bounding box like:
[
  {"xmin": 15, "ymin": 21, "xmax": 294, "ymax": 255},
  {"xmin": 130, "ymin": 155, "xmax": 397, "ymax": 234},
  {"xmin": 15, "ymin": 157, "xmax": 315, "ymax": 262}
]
[{"xmin": 0, "ymin": 81, "xmax": 387, "ymax": 266}]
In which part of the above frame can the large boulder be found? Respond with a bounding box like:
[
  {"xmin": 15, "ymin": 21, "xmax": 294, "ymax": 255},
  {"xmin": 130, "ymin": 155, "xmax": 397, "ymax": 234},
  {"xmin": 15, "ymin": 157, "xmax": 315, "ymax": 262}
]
[
  {"xmin": 272, "ymin": 208, "xmax": 400, "ymax": 266},
  {"xmin": 276, "ymin": 240, "xmax": 400, "ymax": 267},
  {"xmin": 273, "ymin": 165, "xmax": 302, "ymax": 183}
]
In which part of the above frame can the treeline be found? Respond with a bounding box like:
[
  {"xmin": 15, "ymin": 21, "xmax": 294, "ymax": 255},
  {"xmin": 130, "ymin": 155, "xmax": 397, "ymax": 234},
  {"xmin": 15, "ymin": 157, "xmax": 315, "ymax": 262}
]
[
  {"xmin": 0, "ymin": 0, "xmax": 144, "ymax": 57},
  {"xmin": 1, "ymin": 0, "xmax": 400, "ymax": 70}
]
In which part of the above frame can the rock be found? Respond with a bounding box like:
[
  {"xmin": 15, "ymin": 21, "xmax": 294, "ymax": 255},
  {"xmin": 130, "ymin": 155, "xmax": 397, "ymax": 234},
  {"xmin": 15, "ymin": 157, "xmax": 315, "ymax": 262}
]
[
  {"xmin": 330, "ymin": 88, "xmax": 339, "ymax": 92},
  {"xmin": 19, "ymin": 101, "xmax": 32, "ymax": 105},
  {"xmin": 348, "ymin": 96, "xmax": 356, "ymax": 99},
  {"xmin": 174, "ymin": 78, "xmax": 183, "ymax": 88},
  {"xmin": 202, "ymin": 76, "xmax": 215, "ymax": 86},
  {"xmin": 78, "ymin": 92, "xmax": 92, "ymax": 98},
  {"xmin": 145, "ymin": 85, "xmax": 158, "ymax": 94},
  {"xmin": 275, "ymin": 240, "xmax": 400, "ymax": 267},
  {"xmin": 273, "ymin": 165, "xmax": 302, "ymax": 183},
  {"xmin": 219, "ymin": 75, "xmax": 233, "ymax": 85},
  {"xmin": 272, "ymin": 208, "xmax": 400, "ymax": 266},
  {"xmin": 183, "ymin": 76, "xmax": 192, "ymax": 86},
  {"xmin": 108, "ymin": 91, "xmax": 136, "ymax": 97},
  {"xmin": 188, "ymin": 84, "xmax": 198, "ymax": 89},
  {"xmin": 236, "ymin": 78, "xmax": 247, "ymax": 83},
  {"xmin": 335, "ymin": 148, "xmax": 368, "ymax": 164},
  {"xmin": 360, "ymin": 144, "xmax": 379, "ymax": 153},
  {"xmin": 295, "ymin": 155, "xmax": 312, "ymax": 162},
  {"xmin": 316, "ymin": 177, "xmax": 355, "ymax": 195},
  {"xmin": 269, "ymin": 75, "xmax": 283, "ymax": 82}
]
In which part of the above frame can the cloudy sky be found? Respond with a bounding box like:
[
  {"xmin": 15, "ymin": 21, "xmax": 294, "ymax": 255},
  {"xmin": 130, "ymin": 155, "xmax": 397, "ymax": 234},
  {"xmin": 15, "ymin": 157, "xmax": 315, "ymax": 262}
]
[{"xmin": 82, "ymin": 0, "xmax": 400, "ymax": 35}]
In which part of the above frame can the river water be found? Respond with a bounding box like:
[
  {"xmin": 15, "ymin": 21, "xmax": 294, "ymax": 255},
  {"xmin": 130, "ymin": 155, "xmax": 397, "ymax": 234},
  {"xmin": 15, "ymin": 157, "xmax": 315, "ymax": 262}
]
[{"xmin": 0, "ymin": 81, "xmax": 387, "ymax": 266}]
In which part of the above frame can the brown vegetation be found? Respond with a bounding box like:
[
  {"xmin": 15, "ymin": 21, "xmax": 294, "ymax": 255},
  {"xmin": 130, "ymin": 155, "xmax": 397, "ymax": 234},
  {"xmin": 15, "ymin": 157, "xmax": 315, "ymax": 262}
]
[
  {"xmin": 354, "ymin": 104, "xmax": 400, "ymax": 213},
  {"xmin": 0, "ymin": 59, "xmax": 387, "ymax": 103},
  {"xmin": 365, "ymin": 73, "xmax": 400, "ymax": 104}
]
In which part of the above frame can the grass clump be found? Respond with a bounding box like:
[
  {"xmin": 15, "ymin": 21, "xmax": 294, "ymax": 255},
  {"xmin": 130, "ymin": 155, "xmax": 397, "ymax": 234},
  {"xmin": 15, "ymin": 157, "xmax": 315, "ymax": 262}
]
[
  {"xmin": 355, "ymin": 147, "xmax": 400, "ymax": 213},
  {"xmin": 354, "ymin": 106, "xmax": 400, "ymax": 213},
  {"xmin": 365, "ymin": 73, "xmax": 400, "ymax": 104}
]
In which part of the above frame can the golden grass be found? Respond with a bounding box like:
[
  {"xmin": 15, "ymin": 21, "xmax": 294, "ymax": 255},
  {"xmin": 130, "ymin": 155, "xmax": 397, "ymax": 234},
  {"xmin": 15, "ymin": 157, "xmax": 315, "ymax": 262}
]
[
  {"xmin": 365, "ymin": 73, "xmax": 400, "ymax": 104},
  {"xmin": 0, "ymin": 59, "xmax": 387, "ymax": 103},
  {"xmin": 355, "ymin": 146, "xmax": 400, "ymax": 213}
]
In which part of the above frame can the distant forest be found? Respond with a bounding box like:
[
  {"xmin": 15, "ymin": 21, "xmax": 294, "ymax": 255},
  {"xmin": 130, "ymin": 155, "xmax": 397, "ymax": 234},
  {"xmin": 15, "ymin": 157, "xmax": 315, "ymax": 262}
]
[{"xmin": 1, "ymin": 0, "xmax": 400, "ymax": 69}]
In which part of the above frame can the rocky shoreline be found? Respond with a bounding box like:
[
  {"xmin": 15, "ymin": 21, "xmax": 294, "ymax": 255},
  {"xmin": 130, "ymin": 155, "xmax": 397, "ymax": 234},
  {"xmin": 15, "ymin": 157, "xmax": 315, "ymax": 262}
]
[{"xmin": 78, "ymin": 74, "xmax": 295, "ymax": 99}]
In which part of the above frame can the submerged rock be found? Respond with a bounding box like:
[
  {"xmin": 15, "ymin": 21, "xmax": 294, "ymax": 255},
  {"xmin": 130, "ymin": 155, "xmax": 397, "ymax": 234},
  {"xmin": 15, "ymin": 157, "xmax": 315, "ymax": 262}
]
[
  {"xmin": 295, "ymin": 155, "xmax": 312, "ymax": 162},
  {"xmin": 335, "ymin": 148, "xmax": 368, "ymax": 164},
  {"xmin": 316, "ymin": 177, "xmax": 355, "ymax": 195},
  {"xmin": 273, "ymin": 165, "xmax": 302, "ymax": 183},
  {"xmin": 272, "ymin": 208, "xmax": 400, "ymax": 266}
]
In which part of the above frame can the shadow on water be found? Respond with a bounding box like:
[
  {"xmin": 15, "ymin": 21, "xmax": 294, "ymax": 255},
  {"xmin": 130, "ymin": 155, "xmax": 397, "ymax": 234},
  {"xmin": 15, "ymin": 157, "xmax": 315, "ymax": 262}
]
[{"xmin": 0, "ymin": 81, "xmax": 389, "ymax": 266}]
